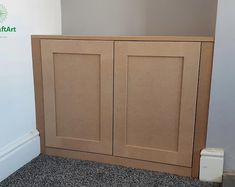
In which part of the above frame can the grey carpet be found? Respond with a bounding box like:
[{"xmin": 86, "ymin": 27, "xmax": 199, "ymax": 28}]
[{"xmin": 0, "ymin": 155, "xmax": 220, "ymax": 187}]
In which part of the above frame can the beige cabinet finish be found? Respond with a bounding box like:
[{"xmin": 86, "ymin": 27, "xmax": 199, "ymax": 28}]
[
  {"xmin": 32, "ymin": 35, "xmax": 214, "ymax": 177},
  {"xmin": 41, "ymin": 40, "xmax": 114, "ymax": 155},
  {"xmin": 114, "ymin": 42, "xmax": 201, "ymax": 167}
]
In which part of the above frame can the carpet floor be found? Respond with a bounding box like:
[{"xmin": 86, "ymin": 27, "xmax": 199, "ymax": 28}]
[{"xmin": 0, "ymin": 155, "xmax": 220, "ymax": 187}]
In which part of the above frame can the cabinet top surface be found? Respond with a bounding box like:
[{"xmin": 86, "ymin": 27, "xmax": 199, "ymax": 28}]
[{"xmin": 32, "ymin": 35, "xmax": 214, "ymax": 42}]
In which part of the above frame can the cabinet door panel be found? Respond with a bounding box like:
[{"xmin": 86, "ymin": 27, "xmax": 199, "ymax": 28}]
[
  {"xmin": 114, "ymin": 42, "xmax": 201, "ymax": 167},
  {"xmin": 41, "ymin": 40, "xmax": 113, "ymax": 155}
]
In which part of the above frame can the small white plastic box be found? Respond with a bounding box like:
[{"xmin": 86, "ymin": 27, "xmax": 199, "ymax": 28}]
[{"xmin": 199, "ymin": 148, "xmax": 224, "ymax": 183}]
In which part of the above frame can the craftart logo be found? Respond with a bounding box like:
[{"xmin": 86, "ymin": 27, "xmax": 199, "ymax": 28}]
[
  {"xmin": 0, "ymin": 4, "xmax": 7, "ymax": 23},
  {"xmin": 0, "ymin": 4, "xmax": 16, "ymax": 33}
]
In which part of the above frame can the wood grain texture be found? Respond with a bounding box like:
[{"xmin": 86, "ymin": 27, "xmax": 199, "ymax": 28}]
[
  {"xmin": 32, "ymin": 35, "xmax": 214, "ymax": 42},
  {"xmin": 114, "ymin": 41, "xmax": 201, "ymax": 167},
  {"xmin": 41, "ymin": 40, "xmax": 114, "ymax": 155},
  {"xmin": 191, "ymin": 42, "xmax": 214, "ymax": 178},
  {"xmin": 32, "ymin": 38, "xmax": 45, "ymax": 153},
  {"xmin": 45, "ymin": 147, "xmax": 192, "ymax": 177}
]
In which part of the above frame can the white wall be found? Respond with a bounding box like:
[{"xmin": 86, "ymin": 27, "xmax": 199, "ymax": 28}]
[
  {"xmin": 207, "ymin": 0, "xmax": 235, "ymax": 171},
  {"xmin": 62, "ymin": 0, "xmax": 217, "ymax": 36},
  {"xmin": 0, "ymin": 0, "xmax": 61, "ymax": 181}
]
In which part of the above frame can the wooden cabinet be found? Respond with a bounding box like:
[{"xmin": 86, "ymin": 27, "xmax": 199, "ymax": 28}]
[{"xmin": 32, "ymin": 36, "xmax": 214, "ymax": 177}]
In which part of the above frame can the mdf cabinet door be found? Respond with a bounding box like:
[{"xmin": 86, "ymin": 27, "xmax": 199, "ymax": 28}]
[
  {"xmin": 41, "ymin": 40, "xmax": 113, "ymax": 155},
  {"xmin": 114, "ymin": 41, "xmax": 201, "ymax": 167}
]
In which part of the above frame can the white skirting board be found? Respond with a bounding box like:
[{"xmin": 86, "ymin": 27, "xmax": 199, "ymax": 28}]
[{"xmin": 0, "ymin": 129, "xmax": 40, "ymax": 182}]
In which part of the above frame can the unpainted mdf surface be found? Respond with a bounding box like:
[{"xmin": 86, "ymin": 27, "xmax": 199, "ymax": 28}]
[
  {"xmin": 114, "ymin": 41, "xmax": 201, "ymax": 167},
  {"xmin": 191, "ymin": 42, "xmax": 214, "ymax": 177},
  {"xmin": 126, "ymin": 56, "xmax": 183, "ymax": 151},
  {"xmin": 54, "ymin": 53, "xmax": 101, "ymax": 141},
  {"xmin": 32, "ymin": 36, "xmax": 214, "ymax": 178},
  {"xmin": 32, "ymin": 35, "xmax": 214, "ymax": 42},
  {"xmin": 46, "ymin": 147, "xmax": 192, "ymax": 177},
  {"xmin": 40, "ymin": 40, "xmax": 114, "ymax": 155}
]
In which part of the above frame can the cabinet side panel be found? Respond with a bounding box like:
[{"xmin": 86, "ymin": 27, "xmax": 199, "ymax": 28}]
[
  {"xmin": 32, "ymin": 38, "xmax": 45, "ymax": 153},
  {"xmin": 192, "ymin": 42, "xmax": 214, "ymax": 178}
]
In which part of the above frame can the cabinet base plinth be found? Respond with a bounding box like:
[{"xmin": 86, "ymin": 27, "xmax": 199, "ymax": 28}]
[{"xmin": 45, "ymin": 147, "xmax": 191, "ymax": 177}]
